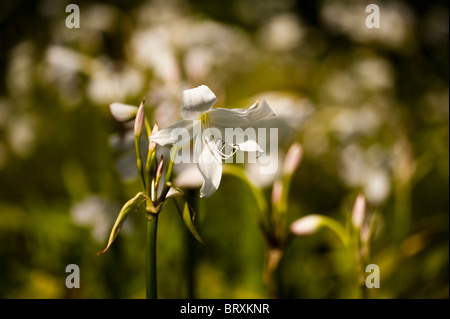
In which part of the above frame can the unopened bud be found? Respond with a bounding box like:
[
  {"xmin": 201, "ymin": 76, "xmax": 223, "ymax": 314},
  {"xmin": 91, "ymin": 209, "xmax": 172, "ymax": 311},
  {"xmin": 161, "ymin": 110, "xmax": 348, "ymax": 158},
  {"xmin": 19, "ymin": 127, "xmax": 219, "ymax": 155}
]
[
  {"xmin": 352, "ymin": 194, "xmax": 366, "ymax": 229},
  {"xmin": 271, "ymin": 179, "xmax": 283, "ymax": 205},
  {"xmin": 109, "ymin": 103, "xmax": 138, "ymax": 122},
  {"xmin": 134, "ymin": 98, "xmax": 146, "ymax": 137},
  {"xmin": 291, "ymin": 215, "xmax": 322, "ymax": 236},
  {"xmin": 156, "ymin": 155, "xmax": 164, "ymax": 180},
  {"xmin": 149, "ymin": 122, "xmax": 159, "ymax": 153},
  {"xmin": 283, "ymin": 143, "xmax": 303, "ymax": 176}
]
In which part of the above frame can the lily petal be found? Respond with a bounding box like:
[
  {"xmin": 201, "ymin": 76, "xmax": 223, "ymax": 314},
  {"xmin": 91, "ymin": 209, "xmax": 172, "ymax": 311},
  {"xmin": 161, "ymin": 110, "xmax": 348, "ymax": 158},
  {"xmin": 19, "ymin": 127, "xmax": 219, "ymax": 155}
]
[
  {"xmin": 181, "ymin": 85, "xmax": 218, "ymax": 120},
  {"xmin": 208, "ymin": 99, "xmax": 275, "ymax": 127},
  {"xmin": 150, "ymin": 120, "xmax": 194, "ymax": 146},
  {"xmin": 236, "ymin": 138, "xmax": 264, "ymax": 153},
  {"xmin": 109, "ymin": 103, "xmax": 138, "ymax": 121},
  {"xmin": 195, "ymin": 135, "xmax": 222, "ymax": 198},
  {"xmin": 221, "ymin": 127, "xmax": 263, "ymax": 153}
]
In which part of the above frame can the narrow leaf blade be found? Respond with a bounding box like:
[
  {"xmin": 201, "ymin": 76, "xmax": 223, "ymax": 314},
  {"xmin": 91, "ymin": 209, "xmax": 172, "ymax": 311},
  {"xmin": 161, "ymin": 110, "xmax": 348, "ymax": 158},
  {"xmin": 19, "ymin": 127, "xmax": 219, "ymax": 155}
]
[
  {"xmin": 97, "ymin": 192, "xmax": 145, "ymax": 255},
  {"xmin": 170, "ymin": 188, "xmax": 204, "ymax": 244}
]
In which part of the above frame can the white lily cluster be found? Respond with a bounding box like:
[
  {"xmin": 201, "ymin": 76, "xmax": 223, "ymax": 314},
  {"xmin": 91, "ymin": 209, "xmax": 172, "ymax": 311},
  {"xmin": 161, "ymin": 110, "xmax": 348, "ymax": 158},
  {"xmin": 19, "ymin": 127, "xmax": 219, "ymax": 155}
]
[{"xmin": 150, "ymin": 85, "xmax": 275, "ymax": 198}]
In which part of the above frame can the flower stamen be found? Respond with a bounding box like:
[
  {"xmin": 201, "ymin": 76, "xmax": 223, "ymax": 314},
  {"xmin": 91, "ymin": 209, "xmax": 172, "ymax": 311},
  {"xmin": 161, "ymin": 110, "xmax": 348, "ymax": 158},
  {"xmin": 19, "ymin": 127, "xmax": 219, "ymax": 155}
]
[{"xmin": 214, "ymin": 138, "xmax": 239, "ymax": 159}]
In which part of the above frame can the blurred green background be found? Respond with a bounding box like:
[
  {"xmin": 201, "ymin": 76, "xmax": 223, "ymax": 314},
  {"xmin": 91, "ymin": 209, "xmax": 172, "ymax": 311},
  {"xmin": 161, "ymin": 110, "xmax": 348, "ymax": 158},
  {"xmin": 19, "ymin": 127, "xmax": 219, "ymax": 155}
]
[{"xmin": 0, "ymin": 0, "xmax": 448, "ymax": 298}]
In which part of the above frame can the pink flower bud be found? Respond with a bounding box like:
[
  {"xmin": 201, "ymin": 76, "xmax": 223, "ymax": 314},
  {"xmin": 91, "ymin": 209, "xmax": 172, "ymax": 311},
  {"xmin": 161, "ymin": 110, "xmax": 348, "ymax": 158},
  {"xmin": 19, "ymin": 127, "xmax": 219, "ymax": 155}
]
[
  {"xmin": 283, "ymin": 143, "xmax": 303, "ymax": 176},
  {"xmin": 134, "ymin": 98, "xmax": 145, "ymax": 137},
  {"xmin": 156, "ymin": 155, "xmax": 164, "ymax": 180},
  {"xmin": 352, "ymin": 194, "xmax": 366, "ymax": 229},
  {"xmin": 271, "ymin": 179, "xmax": 283, "ymax": 205}
]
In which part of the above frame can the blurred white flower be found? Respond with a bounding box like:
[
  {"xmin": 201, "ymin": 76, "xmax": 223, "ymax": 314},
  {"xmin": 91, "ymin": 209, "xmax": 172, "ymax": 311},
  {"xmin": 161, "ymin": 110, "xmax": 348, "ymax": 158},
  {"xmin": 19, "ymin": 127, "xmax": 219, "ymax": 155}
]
[
  {"xmin": 177, "ymin": 19, "xmax": 256, "ymax": 80},
  {"xmin": 109, "ymin": 103, "xmax": 138, "ymax": 122},
  {"xmin": 129, "ymin": 1, "xmax": 256, "ymax": 85},
  {"xmin": 246, "ymin": 149, "xmax": 281, "ymax": 188},
  {"xmin": 363, "ymin": 169, "xmax": 391, "ymax": 204},
  {"xmin": 87, "ymin": 65, "xmax": 144, "ymax": 105},
  {"xmin": 183, "ymin": 47, "xmax": 214, "ymax": 82},
  {"xmin": 45, "ymin": 46, "xmax": 145, "ymax": 106},
  {"xmin": 260, "ymin": 13, "xmax": 304, "ymax": 52},
  {"xmin": 45, "ymin": 46, "xmax": 147, "ymax": 108},
  {"xmin": 291, "ymin": 215, "xmax": 323, "ymax": 236},
  {"xmin": 321, "ymin": 71, "xmax": 361, "ymax": 106},
  {"xmin": 44, "ymin": 46, "xmax": 84, "ymax": 107},
  {"xmin": 129, "ymin": 27, "xmax": 180, "ymax": 84},
  {"xmin": 148, "ymin": 85, "xmax": 182, "ymax": 128},
  {"xmin": 109, "ymin": 129, "xmax": 135, "ymax": 153},
  {"xmin": 352, "ymin": 57, "xmax": 394, "ymax": 92},
  {"xmin": 6, "ymin": 114, "xmax": 37, "ymax": 158},
  {"xmin": 331, "ymin": 105, "xmax": 381, "ymax": 140},
  {"xmin": 80, "ymin": 4, "xmax": 118, "ymax": 32},
  {"xmin": 71, "ymin": 195, "xmax": 122, "ymax": 242},
  {"xmin": 245, "ymin": 92, "xmax": 313, "ymax": 187},
  {"xmin": 251, "ymin": 92, "xmax": 314, "ymax": 144},
  {"xmin": 339, "ymin": 144, "xmax": 391, "ymax": 204},
  {"xmin": 47, "ymin": 46, "xmax": 144, "ymax": 106},
  {"xmin": 320, "ymin": 0, "xmax": 415, "ymax": 50},
  {"xmin": 7, "ymin": 41, "xmax": 34, "ymax": 99}
]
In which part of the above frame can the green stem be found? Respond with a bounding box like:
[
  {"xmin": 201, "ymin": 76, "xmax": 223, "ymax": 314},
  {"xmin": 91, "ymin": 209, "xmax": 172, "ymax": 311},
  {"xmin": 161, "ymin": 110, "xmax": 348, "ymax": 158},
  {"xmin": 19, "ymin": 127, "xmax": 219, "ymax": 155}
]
[
  {"xmin": 144, "ymin": 117, "xmax": 152, "ymax": 140},
  {"xmin": 360, "ymin": 283, "xmax": 368, "ymax": 299},
  {"xmin": 146, "ymin": 214, "xmax": 158, "ymax": 299},
  {"xmin": 165, "ymin": 145, "xmax": 179, "ymax": 184},
  {"xmin": 354, "ymin": 234, "xmax": 367, "ymax": 299},
  {"xmin": 263, "ymin": 246, "xmax": 283, "ymax": 298},
  {"xmin": 135, "ymin": 136, "xmax": 145, "ymax": 190},
  {"xmin": 320, "ymin": 217, "xmax": 351, "ymax": 247},
  {"xmin": 393, "ymin": 183, "xmax": 411, "ymax": 246},
  {"xmin": 186, "ymin": 190, "xmax": 198, "ymax": 299}
]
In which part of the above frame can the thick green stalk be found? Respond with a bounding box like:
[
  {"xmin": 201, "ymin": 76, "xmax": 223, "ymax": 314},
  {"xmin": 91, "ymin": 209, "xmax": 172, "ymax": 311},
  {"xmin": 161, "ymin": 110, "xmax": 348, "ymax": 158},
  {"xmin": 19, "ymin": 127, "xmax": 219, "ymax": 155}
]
[
  {"xmin": 135, "ymin": 136, "xmax": 145, "ymax": 190},
  {"xmin": 263, "ymin": 247, "xmax": 283, "ymax": 298},
  {"xmin": 146, "ymin": 214, "xmax": 158, "ymax": 299},
  {"xmin": 185, "ymin": 189, "xmax": 198, "ymax": 299}
]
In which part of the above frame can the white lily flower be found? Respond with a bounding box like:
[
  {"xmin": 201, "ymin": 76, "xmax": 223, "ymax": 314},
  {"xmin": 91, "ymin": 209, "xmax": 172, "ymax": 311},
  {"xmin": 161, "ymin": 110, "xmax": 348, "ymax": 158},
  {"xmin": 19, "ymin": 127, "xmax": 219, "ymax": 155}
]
[{"xmin": 151, "ymin": 85, "xmax": 275, "ymax": 198}]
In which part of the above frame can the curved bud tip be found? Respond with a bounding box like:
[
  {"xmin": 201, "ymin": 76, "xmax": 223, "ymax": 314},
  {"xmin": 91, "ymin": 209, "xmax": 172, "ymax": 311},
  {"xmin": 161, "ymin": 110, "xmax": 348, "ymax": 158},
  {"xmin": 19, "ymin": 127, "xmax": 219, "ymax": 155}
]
[
  {"xmin": 352, "ymin": 194, "xmax": 366, "ymax": 229},
  {"xmin": 291, "ymin": 215, "xmax": 322, "ymax": 236},
  {"xmin": 149, "ymin": 122, "xmax": 159, "ymax": 152},
  {"xmin": 134, "ymin": 99, "xmax": 146, "ymax": 137},
  {"xmin": 283, "ymin": 143, "xmax": 303, "ymax": 176},
  {"xmin": 152, "ymin": 121, "xmax": 159, "ymax": 135}
]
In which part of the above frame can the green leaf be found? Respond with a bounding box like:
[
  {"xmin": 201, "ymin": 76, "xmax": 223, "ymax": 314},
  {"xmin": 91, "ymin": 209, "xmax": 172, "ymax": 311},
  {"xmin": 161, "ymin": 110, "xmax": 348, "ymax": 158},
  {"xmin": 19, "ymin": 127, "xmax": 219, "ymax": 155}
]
[
  {"xmin": 97, "ymin": 192, "xmax": 145, "ymax": 255},
  {"xmin": 168, "ymin": 187, "xmax": 204, "ymax": 244}
]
